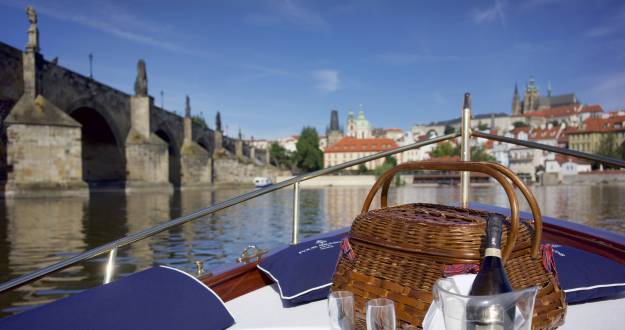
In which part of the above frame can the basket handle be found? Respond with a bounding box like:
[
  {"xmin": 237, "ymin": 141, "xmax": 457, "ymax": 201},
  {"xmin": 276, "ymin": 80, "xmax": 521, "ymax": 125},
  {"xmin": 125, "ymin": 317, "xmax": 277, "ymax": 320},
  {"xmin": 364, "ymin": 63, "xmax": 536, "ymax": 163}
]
[
  {"xmin": 377, "ymin": 162, "xmax": 542, "ymax": 258},
  {"xmin": 361, "ymin": 161, "xmax": 520, "ymax": 262}
]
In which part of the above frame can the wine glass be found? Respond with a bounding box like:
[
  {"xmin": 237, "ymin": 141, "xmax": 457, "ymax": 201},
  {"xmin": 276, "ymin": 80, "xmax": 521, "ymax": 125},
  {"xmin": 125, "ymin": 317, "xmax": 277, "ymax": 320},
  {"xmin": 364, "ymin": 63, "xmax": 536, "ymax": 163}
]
[
  {"xmin": 366, "ymin": 298, "xmax": 396, "ymax": 330},
  {"xmin": 328, "ymin": 291, "xmax": 355, "ymax": 330}
]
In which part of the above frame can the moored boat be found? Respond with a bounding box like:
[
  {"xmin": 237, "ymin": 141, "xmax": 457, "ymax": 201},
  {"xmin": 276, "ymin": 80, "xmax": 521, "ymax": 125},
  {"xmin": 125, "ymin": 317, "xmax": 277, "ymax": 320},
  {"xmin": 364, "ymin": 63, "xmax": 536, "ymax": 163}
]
[{"xmin": 253, "ymin": 176, "xmax": 273, "ymax": 188}]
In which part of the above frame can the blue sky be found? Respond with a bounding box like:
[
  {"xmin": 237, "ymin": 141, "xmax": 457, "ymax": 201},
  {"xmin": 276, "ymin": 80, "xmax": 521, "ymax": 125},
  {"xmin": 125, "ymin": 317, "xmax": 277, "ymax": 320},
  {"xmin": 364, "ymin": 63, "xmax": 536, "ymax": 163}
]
[{"xmin": 1, "ymin": 0, "xmax": 624, "ymax": 139}]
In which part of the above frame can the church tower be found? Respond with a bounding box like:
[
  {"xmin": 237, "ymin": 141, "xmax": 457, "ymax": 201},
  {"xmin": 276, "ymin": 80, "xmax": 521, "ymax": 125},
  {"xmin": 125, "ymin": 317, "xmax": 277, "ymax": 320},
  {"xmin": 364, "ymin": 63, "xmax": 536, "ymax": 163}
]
[
  {"xmin": 346, "ymin": 111, "xmax": 356, "ymax": 137},
  {"xmin": 327, "ymin": 110, "xmax": 343, "ymax": 146},
  {"xmin": 512, "ymin": 83, "xmax": 521, "ymax": 115},
  {"xmin": 522, "ymin": 76, "xmax": 539, "ymax": 113}
]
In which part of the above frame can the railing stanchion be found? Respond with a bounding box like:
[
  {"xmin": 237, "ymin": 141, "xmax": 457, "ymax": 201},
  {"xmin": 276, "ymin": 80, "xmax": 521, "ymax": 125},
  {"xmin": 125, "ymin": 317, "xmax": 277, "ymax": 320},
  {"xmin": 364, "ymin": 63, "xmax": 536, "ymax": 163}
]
[
  {"xmin": 292, "ymin": 181, "xmax": 300, "ymax": 245},
  {"xmin": 460, "ymin": 93, "xmax": 472, "ymax": 208},
  {"xmin": 103, "ymin": 247, "xmax": 117, "ymax": 284}
]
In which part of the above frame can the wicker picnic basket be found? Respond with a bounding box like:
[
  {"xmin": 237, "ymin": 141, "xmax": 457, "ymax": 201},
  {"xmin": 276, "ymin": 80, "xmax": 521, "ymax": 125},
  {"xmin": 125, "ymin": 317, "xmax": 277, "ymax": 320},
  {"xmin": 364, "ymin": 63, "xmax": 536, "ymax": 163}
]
[{"xmin": 331, "ymin": 161, "xmax": 566, "ymax": 329}]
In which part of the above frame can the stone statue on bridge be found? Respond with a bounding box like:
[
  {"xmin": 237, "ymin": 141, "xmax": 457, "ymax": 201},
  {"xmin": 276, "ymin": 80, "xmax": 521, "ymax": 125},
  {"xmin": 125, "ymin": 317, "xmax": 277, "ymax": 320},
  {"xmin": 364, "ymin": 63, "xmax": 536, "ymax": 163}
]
[
  {"xmin": 216, "ymin": 111, "xmax": 222, "ymax": 132},
  {"xmin": 134, "ymin": 59, "xmax": 148, "ymax": 97},
  {"xmin": 185, "ymin": 95, "xmax": 191, "ymax": 117},
  {"xmin": 25, "ymin": 6, "xmax": 39, "ymax": 52}
]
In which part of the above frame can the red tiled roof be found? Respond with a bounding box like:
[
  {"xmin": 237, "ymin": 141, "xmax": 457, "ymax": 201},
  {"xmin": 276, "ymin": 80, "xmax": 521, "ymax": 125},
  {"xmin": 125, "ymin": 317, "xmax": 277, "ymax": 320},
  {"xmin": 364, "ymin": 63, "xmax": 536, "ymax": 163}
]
[
  {"xmin": 529, "ymin": 126, "xmax": 561, "ymax": 140},
  {"xmin": 550, "ymin": 154, "xmax": 591, "ymax": 165},
  {"xmin": 384, "ymin": 128, "xmax": 403, "ymax": 132},
  {"xmin": 581, "ymin": 104, "xmax": 604, "ymax": 113},
  {"xmin": 523, "ymin": 104, "xmax": 603, "ymax": 118},
  {"xmin": 324, "ymin": 137, "xmax": 399, "ymax": 153},
  {"xmin": 574, "ymin": 115, "xmax": 625, "ymax": 133}
]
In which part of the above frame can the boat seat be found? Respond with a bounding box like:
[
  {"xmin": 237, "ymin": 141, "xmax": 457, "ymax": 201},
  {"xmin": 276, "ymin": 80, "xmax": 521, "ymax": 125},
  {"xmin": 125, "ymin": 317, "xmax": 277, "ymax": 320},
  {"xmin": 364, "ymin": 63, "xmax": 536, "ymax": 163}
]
[{"xmin": 0, "ymin": 266, "xmax": 234, "ymax": 330}]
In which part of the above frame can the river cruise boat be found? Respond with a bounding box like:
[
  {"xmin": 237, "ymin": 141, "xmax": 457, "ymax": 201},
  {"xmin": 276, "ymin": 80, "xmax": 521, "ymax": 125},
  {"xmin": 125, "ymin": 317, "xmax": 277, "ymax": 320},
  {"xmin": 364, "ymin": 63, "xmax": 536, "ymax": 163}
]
[
  {"xmin": 253, "ymin": 176, "xmax": 273, "ymax": 188},
  {"xmin": 0, "ymin": 97, "xmax": 624, "ymax": 329}
]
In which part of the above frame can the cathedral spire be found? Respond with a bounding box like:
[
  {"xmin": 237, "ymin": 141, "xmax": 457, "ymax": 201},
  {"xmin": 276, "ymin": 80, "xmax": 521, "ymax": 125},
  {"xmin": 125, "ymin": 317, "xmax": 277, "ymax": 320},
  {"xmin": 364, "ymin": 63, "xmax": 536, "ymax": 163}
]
[
  {"xmin": 527, "ymin": 75, "xmax": 537, "ymax": 91},
  {"xmin": 512, "ymin": 82, "xmax": 521, "ymax": 115}
]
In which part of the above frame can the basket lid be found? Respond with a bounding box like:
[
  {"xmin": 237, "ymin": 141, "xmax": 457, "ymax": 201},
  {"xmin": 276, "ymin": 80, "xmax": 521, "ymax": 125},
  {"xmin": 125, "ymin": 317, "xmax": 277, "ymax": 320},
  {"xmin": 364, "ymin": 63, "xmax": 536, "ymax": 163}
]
[{"xmin": 350, "ymin": 203, "xmax": 533, "ymax": 262}]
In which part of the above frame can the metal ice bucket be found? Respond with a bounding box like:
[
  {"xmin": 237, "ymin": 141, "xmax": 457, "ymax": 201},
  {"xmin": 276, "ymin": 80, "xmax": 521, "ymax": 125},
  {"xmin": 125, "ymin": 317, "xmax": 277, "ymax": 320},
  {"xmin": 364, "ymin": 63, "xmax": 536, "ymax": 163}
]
[{"xmin": 428, "ymin": 275, "xmax": 538, "ymax": 330}]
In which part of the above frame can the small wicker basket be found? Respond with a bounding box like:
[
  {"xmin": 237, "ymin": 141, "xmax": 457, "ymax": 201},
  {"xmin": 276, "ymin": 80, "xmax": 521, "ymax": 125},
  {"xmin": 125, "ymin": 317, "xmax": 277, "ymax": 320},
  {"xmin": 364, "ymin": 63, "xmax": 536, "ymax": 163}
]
[{"xmin": 331, "ymin": 161, "xmax": 566, "ymax": 329}]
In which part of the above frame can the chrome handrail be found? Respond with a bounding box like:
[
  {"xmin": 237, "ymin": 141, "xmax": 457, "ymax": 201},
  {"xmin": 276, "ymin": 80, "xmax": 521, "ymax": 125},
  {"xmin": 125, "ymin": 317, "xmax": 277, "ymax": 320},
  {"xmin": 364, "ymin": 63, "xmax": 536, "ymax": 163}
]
[{"xmin": 0, "ymin": 132, "xmax": 460, "ymax": 294}]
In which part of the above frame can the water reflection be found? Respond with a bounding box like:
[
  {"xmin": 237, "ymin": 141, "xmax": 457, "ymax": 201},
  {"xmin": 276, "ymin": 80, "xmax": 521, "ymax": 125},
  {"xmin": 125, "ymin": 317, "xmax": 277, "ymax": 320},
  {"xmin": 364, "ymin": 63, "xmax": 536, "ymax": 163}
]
[
  {"xmin": 0, "ymin": 184, "xmax": 623, "ymax": 316},
  {"xmin": 1, "ymin": 196, "xmax": 88, "ymax": 315}
]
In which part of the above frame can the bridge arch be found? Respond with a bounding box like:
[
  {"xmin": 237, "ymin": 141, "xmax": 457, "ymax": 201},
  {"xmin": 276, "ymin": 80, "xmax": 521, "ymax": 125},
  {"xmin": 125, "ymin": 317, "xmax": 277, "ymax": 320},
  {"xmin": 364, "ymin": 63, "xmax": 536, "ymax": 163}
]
[
  {"xmin": 68, "ymin": 106, "xmax": 126, "ymax": 187},
  {"xmin": 196, "ymin": 134, "xmax": 213, "ymax": 154},
  {"xmin": 154, "ymin": 125, "xmax": 181, "ymax": 187},
  {"xmin": 65, "ymin": 98, "xmax": 126, "ymax": 147}
]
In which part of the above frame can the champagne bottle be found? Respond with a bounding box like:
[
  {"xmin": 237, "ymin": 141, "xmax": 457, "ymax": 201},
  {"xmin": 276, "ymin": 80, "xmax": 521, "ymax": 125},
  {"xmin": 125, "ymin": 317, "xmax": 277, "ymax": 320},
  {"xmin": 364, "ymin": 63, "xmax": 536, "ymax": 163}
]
[{"xmin": 466, "ymin": 214, "xmax": 514, "ymax": 330}]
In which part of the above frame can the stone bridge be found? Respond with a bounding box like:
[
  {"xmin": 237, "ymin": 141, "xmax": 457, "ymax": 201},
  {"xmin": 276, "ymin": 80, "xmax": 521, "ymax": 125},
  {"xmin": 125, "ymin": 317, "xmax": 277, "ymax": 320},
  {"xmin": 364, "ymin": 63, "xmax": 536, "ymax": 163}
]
[{"xmin": 0, "ymin": 7, "xmax": 282, "ymax": 196}]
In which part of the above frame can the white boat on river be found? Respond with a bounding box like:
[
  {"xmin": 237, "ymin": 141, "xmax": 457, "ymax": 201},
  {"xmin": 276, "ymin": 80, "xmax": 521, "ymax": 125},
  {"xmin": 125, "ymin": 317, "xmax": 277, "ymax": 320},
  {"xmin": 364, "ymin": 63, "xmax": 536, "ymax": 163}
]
[{"xmin": 254, "ymin": 177, "xmax": 273, "ymax": 188}]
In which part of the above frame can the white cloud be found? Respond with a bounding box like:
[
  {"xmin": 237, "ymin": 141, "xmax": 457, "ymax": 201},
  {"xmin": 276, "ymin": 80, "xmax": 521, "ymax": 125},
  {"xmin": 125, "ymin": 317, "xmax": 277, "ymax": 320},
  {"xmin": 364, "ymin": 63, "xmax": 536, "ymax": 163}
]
[
  {"xmin": 1, "ymin": 0, "xmax": 204, "ymax": 56},
  {"xmin": 312, "ymin": 69, "xmax": 340, "ymax": 93},
  {"xmin": 471, "ymin": 0, "xmax": 506, "ymax": 26},
  {"xmin": 584, "ymin": 26, "xmax": 614, "ymax": 38},
  {"xmin": 245, "ymin": 0, "xmax": 329, "ymax": 31}
]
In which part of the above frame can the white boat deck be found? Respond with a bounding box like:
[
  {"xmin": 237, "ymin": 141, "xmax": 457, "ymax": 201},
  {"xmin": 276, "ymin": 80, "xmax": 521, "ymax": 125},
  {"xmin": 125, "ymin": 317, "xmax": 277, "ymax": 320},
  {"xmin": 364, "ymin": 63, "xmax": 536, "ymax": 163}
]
[{"xmin": 225, "ymin": 284, "xmax": 625, "ymax": 329}]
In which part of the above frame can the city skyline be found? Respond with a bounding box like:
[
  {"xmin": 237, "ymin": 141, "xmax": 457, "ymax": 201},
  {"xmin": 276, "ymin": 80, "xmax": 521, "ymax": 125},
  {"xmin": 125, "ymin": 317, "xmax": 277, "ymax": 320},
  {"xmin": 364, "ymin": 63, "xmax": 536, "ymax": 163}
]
[{"xmin": 1, "ymin": 0, "xmax": 624, "ymax": 139}]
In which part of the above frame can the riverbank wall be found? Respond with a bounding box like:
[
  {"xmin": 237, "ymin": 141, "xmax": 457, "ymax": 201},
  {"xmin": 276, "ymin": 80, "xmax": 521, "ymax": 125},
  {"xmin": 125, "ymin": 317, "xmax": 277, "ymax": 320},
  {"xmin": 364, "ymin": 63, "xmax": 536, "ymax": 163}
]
[
  {"xmin": 561, "ymin": 170, "xmax": 625, "ymax": 185},
  {"xmin": 275, "ymin": 174, "xmax": 428, "ymax": 187},
  {"xmin": 214, "ymin": 156, "xmax": 289, "ymax": 185},
  {"xmin": 276, "ymin": 175, "xmax": 377, "ymax": 187}
]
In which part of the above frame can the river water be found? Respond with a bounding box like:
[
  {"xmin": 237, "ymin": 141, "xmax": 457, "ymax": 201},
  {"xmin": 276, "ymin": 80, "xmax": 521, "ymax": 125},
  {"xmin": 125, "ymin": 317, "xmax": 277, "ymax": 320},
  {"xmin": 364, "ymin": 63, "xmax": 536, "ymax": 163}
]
[{"xmin": 0, "ymin": 184, "xmax": 624, "ymax": 316}]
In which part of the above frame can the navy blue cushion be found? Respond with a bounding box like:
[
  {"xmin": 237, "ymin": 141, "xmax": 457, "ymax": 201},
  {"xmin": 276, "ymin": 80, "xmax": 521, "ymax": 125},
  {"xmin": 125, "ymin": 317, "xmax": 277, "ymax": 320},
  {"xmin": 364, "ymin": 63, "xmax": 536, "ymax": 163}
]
[
  {"xmin": 553, "ymin": 245, "xmax": 625, "ymax": 304},
  {"xmin": 0, "ymin": 266, "xmax": 234, "ymax": 330},
  {"xmin": 258, "ymin": 229, "xmax": 348, "ymax": 305}
]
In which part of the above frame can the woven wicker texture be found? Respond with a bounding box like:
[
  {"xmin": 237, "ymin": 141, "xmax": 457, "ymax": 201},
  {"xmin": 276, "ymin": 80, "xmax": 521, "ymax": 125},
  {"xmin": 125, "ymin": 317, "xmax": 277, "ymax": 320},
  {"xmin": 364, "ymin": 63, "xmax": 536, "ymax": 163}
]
[{"xmin": 331, "ymin": 161, "xmax": 566, "ymax": 330}]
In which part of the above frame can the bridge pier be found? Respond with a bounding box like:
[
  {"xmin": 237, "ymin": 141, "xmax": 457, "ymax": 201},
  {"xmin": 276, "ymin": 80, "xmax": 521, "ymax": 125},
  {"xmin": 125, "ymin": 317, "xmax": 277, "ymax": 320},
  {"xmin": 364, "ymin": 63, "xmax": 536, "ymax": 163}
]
[
  {"xmin": 179, "ymin": 96, "xmax": 211, "ymax": 189},
  {"xmin": 212, "ymin": 112, "xmax": 225, "ymax": 157},
  {"xmin": 124, "ymin": 60, "xmax": 172, "ymax": 193},
  {"xmin": 4, "ymin": 95, "xmax": 89, "ymax": 197},
  {"xmin": 235, "ymin": 140, "xmax": 243, "ymax": 159},
  {"xmin": 265, "ymin": 148, "xmax": 271, "ymax": 165},
  {"xmin": 2, "ymin": 17, "xmax": 87, "ymax": 197},
  {"xmin": 124, "ymin": 97, "xmax": 172, "ymax": 192}
]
